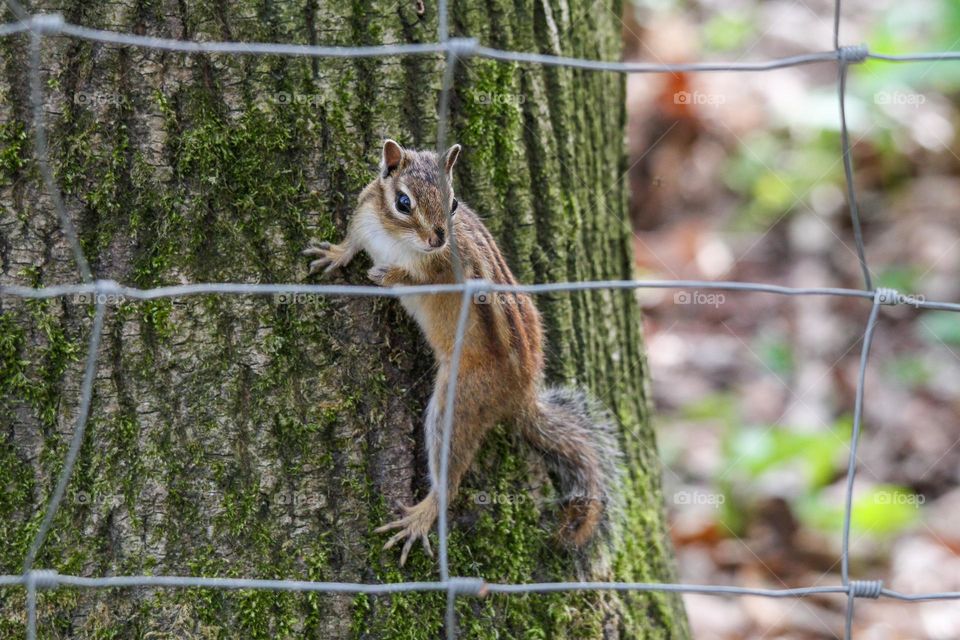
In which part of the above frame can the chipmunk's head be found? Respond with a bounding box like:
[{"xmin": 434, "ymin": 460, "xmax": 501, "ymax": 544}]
[{"xmin": 376, "ymin": 139, "xmax": 460, "ymax": 254}]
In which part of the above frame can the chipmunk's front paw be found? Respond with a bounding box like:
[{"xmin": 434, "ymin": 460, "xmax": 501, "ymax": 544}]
[
  {"xmin": 303, "ymin": 241, "xmax": 347, "ymax": 276},
  {"xmin": 367, "ymin": 265, "xmax": 390, "ymax": 286},
  {"xmin": 374, "ymin": 496, "xmax": 438, "ymax": 566}
]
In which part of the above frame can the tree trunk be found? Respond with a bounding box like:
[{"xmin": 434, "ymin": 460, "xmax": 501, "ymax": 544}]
[{"xmin": 0, "ymin": 0, "xmax": 689, "ymax": 638}]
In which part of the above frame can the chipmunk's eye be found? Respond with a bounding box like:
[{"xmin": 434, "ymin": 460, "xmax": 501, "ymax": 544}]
[
  {"xmin": 451, "ymin": 198, "xmax": 458, "ymax": 213},
  {"xmin": 395, "ymin": 192, "xmax": 412, "ymax": 214}
]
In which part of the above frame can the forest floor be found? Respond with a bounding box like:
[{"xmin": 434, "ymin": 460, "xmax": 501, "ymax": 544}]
[{"xmin": 622, "ymin": 0, "xmax": 960, "ymax": 637}]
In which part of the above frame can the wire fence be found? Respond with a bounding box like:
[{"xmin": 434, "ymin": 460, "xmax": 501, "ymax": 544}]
[{"xmin": 1, "ymin": 0, "xmax": 960, "ymax": 638}]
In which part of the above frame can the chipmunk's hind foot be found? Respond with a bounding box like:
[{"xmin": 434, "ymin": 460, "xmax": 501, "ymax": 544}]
[{"xmin": 374, "ymin": 494, "xmax": 438, "ymax": 566}]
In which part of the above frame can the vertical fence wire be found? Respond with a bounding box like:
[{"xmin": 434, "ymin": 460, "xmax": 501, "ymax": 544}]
[
  {"xmin": 27, "ymin": 28, "xmax": 92, "ymax": 283},
  {"xmin": 439, "ymin": 284, "xmax": 475, "ymax": 638},
  {"xmin": 25, "ymin": 572, "xmax": 37, "ymax": 640},
  {"xmin": 837, "ymin": 56, "xmax": 873, "ymax": 290},
  {"xmin": 22, "ymin": 302, "xmax": 105, "ymax": 575},
  {"xmin": 2, "ymin": 5, "xmax": 960, "ymax": 640},
  {"xmin": 840, "ymin": 296, "xmax": 883, "ymax": 637}
]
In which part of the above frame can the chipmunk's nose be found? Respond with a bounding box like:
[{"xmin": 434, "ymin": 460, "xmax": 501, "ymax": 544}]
[{"xmin": 428, "ymin": 226, "xmax": 445, "ymax": 248}]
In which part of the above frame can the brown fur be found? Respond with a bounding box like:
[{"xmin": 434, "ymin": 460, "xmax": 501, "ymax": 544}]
[{"xmin": 304, "ymin": 140, "xmax": 617, "ymax": 565}]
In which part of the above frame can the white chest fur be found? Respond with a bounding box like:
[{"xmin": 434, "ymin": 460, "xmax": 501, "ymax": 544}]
[
  {"xmin": 353, "ymin": 209, "xmax": 423, "ymax": 273},
  {"xmin": 352, "ymin": 208, "xmax": 431, "ymax": 328}
]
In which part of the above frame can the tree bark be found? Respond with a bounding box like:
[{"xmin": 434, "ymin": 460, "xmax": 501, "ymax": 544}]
[{"xmin": 0, "ymin": 0, "xmax": 689, "ymax": 638}]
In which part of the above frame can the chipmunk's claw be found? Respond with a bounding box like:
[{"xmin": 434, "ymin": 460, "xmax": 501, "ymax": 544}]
[
  {"xmin": 375, "ymin": 500, "xmax": 436, "ymax": 566},
  {"xmin": 301, "ymin": 242, "xmax": 331, "ymax": 256}
]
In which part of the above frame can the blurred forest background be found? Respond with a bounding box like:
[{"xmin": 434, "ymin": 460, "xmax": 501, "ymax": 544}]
[{"xmin": 622, "ymin": 0, "xmax": 960, "ymax": 637}]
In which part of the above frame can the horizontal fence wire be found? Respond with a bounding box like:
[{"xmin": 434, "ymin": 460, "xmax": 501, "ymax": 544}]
[
  {"xmin": 3, "ymin": 14, "xmax": 960, "ymax": 66},
  {"xmin": 1, "ymin": 2, "xmax": 960, "ymax": 639},
  {"xmin": 3, "ymin": 570, "xmax": 960, "ymax": 600}
]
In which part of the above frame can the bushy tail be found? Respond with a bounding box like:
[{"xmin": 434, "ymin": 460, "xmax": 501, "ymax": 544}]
[{"xmin": 521, "ymin": 388, "xmax": 622, "ymax": 547}]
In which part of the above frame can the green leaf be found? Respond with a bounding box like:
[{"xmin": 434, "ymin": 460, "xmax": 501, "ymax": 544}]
[
  {"xmin": 756, "ymin": 335, "xmax": 794, "ymax": 377},
  {"xmin": 726, "ymin": 419, "xmax": 849, "ymax": 490},
  {"xmin": 798, "ymin": 485, "xmax": 922, "ymax": 535},
  {"xmin": 885, "ymin": 355, "xmax": 931, "ymax": 388},
  {"xmin": 680, "ymin": 392, "xmax": 738, "ymax": 426},
  {"xmin": 876, "ymin": 265, "xmax": 923, "ymax": 295},
  {"xmin": 703, "ymin": 14, "xmax": 754, "ymax": 51},
  {"xmin": 920, "ymin": 312, "xmax": 960, "ymax": 346}
]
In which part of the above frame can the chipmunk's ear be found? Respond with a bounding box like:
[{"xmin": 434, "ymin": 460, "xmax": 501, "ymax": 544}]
[
  {"xmin": 443, "ymin": 144, "xmax": 461, "ymax": 175},
  {"xmin": 381, "ymin": 139, "xmax": 405, "ymax": 177}
]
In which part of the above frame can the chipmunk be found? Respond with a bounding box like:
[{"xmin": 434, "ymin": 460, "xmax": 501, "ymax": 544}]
[{"xmin": 304, "ymin": 139, "xmax": 621, "ymax": 565}]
